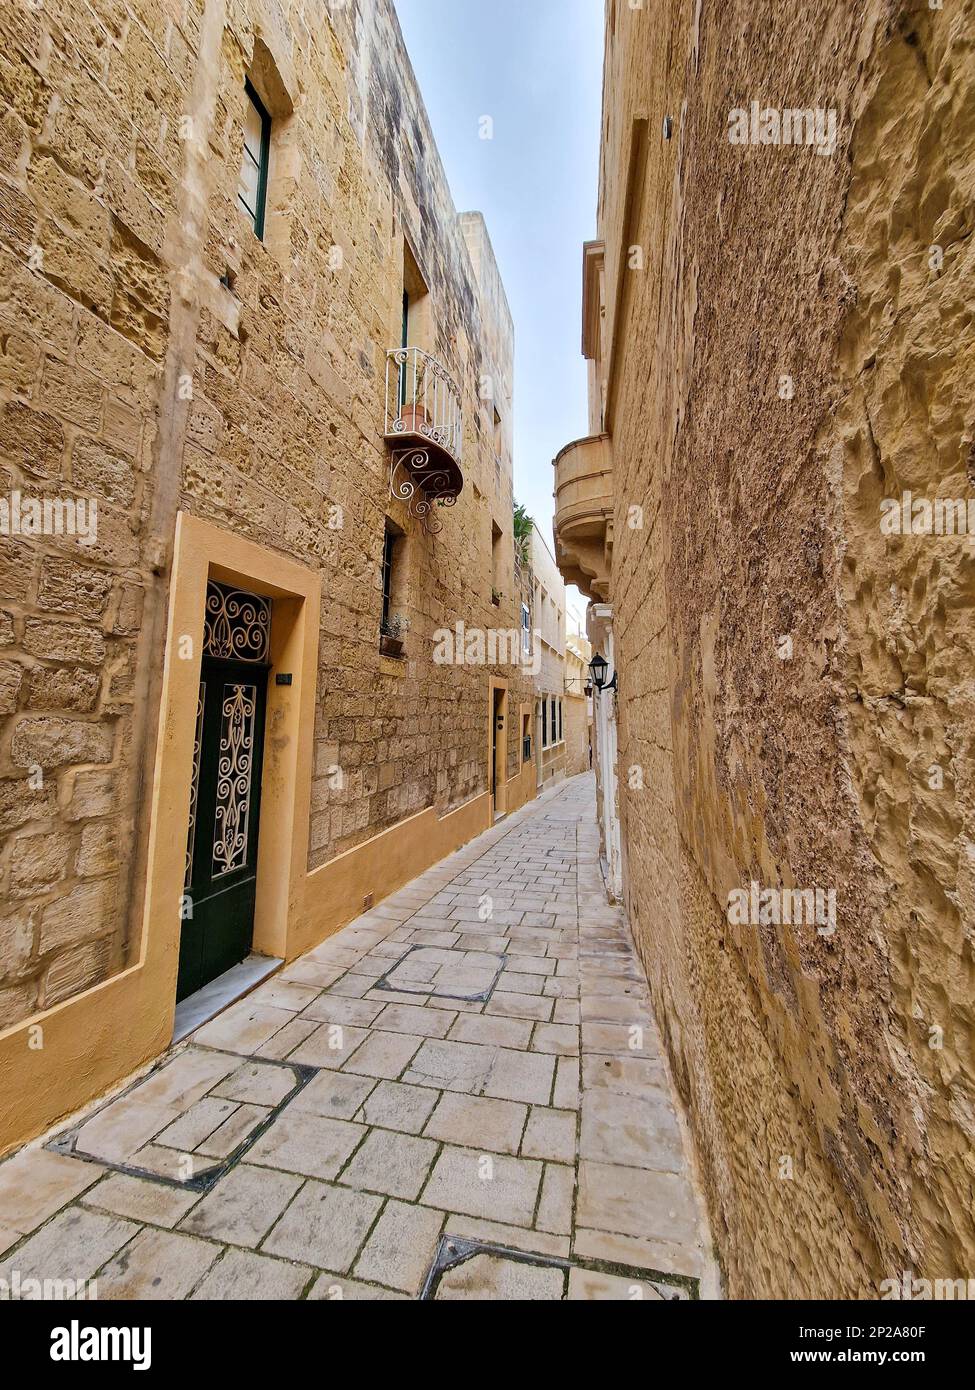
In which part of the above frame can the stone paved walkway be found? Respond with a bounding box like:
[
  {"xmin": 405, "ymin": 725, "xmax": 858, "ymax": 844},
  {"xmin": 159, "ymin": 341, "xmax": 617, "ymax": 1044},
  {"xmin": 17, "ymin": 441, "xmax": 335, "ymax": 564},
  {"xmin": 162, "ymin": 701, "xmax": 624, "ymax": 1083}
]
[{"xmin": 0, "ymin": 774, "xmax": 715, "ymax": 1300}]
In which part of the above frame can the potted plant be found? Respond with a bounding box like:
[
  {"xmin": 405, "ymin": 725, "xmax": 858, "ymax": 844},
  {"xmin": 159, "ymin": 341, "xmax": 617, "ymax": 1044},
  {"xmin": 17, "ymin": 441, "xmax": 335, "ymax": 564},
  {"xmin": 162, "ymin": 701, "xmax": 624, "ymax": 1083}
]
[
  {"xmin": 399, "ymin": 400, "xmax": 428, "ymax": 432},
  {"xmin": 380, "ymin": 613, "xmax": 410, "ymax": 657},
  {"xmin": 491, "ymin": 587, "xmax": 502, "ymax": 606}
]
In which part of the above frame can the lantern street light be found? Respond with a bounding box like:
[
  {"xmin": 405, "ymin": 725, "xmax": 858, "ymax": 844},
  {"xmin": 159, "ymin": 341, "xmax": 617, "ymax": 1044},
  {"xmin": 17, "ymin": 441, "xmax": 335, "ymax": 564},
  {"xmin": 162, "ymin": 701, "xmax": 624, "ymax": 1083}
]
[{"xmin": 588, "ymin": 652, "xmax": 617, "ymax": 693}]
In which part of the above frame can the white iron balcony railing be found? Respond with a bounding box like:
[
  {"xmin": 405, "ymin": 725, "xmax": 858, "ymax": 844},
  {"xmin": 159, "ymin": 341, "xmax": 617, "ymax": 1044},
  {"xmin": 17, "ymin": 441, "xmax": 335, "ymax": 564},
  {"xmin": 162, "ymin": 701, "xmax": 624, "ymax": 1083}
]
[{"xmin": 385, "ymin": 346, "xmax": 463, "ymax": 478}]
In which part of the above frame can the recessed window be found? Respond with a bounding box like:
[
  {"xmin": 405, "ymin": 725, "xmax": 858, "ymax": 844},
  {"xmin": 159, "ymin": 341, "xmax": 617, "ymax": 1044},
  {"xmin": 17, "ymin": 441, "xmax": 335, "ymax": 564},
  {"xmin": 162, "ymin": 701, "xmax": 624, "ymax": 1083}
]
[
  {"xmin": 379, "ymin": 517, "xmax": 408, "ymax": 652},
  {"xmin": 398, "ymin": 242, "xmax": 430, "ymax": 410},
  {"xmin": 558, "ymin": 698, "xmax": 563, "ymax": 743},
  {"xmin": 375, "ymin": 517, "xmax": 406, "ymax": 639},
  {"xmin": 549, "ymin": 697, "xmax": 557, "ymax": 746},
  {"xmin": 521, "ymin": 603, "xmax": 530, "ymax": 657},
  {"xmin": 399, "ymin": 289, "xmax": 410, "ymax": 408},
  {"xmin": 541, "ymin": 698, "xmax": 548, "ymax": 749},
  {"xmin": 381, "ymin": 522, "xmax": 397, "ymax": 632},
  {"xmin": 237, "ymin": 80, "xmax": 271, "ymax": 240}
]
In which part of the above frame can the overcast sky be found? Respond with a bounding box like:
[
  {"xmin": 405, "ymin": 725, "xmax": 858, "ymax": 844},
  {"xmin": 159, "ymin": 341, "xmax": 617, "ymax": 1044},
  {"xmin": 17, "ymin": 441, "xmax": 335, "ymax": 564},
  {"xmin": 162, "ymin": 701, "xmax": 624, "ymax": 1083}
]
[{"xmin": 393, "ymin": 0, "xmax": 604, "ymax": 633}]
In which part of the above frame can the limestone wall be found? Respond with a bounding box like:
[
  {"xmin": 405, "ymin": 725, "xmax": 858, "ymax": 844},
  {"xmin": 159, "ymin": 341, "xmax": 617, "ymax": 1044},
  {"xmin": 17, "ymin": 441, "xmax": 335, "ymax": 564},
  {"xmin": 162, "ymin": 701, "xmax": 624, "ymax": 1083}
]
[
  {"xmin": 564, "ymin": 695, "xmax": 589, "ymax": 779},
  {"xmin": 564, "ymin": 633, "xmax": 591, "ymax": 778},
  {"xmin": 0, "ymin": 0, "xmax": 530, "ymax": 1030},
  {"xmin": 530, "ymin": 524, "xmax": 566, "ymax": 786},
  {"xmin": 599, "ymin": 0, "xmax": 975, "ymax": 1296}
]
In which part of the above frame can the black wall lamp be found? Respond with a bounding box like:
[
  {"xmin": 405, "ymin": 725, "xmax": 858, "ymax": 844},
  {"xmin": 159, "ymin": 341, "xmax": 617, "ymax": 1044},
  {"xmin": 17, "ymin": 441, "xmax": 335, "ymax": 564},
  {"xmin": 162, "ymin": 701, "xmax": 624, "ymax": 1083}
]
[{"xmin": 589, "ymin": 652, "xmax": 618, "ymax": 693}]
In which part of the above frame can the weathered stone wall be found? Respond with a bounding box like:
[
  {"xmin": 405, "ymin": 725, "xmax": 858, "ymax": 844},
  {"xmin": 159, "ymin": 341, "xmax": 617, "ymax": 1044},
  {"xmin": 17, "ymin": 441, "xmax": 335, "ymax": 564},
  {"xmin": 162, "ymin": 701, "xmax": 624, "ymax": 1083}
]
[
  {"xmin": 564, "ymin": 694, "xmax": 589, "ymax": 779},
  {"xmin": 530, "ymin": 524, "xmax": 567, "ymax": 786},
  {"xmin": 564, "ymin": 634, "xmax": 591, "ymax": 778},
  {"xmin": 0, "ymin": 0, "xmax": 179, "ymax": 1026},
  {"xmin": 0, "ymin": 0, "xmax": 529, "ymax": 1030},
  {"xmin": 600, "ymin": 0, "xmax": 975, "ymax": 1296}
]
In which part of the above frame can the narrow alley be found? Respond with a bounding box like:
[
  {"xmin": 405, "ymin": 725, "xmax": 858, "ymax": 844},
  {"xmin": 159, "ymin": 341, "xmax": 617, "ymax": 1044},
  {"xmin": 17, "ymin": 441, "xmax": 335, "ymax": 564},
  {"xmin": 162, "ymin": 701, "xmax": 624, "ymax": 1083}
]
[
  {"xmin": 0, "ymin": 776, "xmax": 714, "ymax": 1301},
  {"xmin": 3, "ymin": 0, "xmax": 972, "ymax": 1337}
]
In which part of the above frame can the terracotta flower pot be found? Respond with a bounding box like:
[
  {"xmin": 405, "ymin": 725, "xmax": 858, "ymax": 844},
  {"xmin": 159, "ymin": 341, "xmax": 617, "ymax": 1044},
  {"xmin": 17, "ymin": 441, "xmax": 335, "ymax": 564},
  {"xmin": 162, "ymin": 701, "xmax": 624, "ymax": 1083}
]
[
  {"xmin": 399, "ymin": 403, "xmax": 428, "ymax": 432},
  {"xmin": 380, "ymin": 634, "xmax": 404, "ymax": 658}
]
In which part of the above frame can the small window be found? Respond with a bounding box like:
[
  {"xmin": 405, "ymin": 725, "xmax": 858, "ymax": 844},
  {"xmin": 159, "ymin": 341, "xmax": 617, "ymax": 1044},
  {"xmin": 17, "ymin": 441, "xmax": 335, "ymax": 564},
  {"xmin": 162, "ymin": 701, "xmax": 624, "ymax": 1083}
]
[
  {"xmin": 398, "ymin": 242, "xmax": 430, "ymax": 410},
  {"xmin": 237, "ymin": 80, "xmax": 271, "ymax": 239},
  {"xmin": 558, "ymin": 699, "xmax": 563, "ymax": 743},
  {"xmin": 521, "ymin": 603, "xmax": 530, "ymax": 657},
  {"xmin": 381, "ymin": 522, "xmax": 396, "ymax": 631},
  {"xmin": 549, "ymin": 697, "xmax": 557, "ymax": 745},
  {"xmin": 522, "ymin": 711, "xmax": 532, "ymax": 763},
  {"xmin": 399, "ymin": 289, "xmax": 410, "ymax": 408},
  {"xmin": 541, "ymin": 699, "xmax": 548, "ymax": 749}
]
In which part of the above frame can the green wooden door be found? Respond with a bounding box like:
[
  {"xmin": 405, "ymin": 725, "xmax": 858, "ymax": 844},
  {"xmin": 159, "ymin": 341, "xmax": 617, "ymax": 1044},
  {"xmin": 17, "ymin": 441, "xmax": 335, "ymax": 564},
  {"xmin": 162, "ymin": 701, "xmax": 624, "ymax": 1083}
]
[{"xmin": 178, "ymin": 583, "xmax": 272, "ymax": 1002}]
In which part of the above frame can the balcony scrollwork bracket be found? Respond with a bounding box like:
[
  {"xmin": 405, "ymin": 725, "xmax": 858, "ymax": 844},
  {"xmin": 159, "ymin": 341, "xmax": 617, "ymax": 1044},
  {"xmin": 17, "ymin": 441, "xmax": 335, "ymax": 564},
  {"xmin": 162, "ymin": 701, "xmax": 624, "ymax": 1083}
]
[
  {"xmin": 383, "ymin": 347, "xmax": 463, "ymax": 533},
  {"xmin": 388, "ymin": 447, "xmax": 458, "ymax": 535}
]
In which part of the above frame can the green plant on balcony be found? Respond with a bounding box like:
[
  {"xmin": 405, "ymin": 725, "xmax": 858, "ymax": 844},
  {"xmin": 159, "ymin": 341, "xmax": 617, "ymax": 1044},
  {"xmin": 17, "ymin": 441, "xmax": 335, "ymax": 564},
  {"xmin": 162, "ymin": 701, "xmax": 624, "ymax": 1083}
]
[{"xmin": 513, "ymin": 501, "xmax": 533, "ymax": 568}]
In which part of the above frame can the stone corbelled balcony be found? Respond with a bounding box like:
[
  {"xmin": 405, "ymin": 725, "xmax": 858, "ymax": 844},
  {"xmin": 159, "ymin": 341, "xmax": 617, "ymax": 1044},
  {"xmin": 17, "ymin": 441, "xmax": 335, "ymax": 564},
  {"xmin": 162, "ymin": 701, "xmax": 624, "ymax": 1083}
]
[
  {"xmin": 385, "ymin": 348, "xmax": 463, "ymax": 529},
  {"xmin": 552, "ymin": 432, "xmax": 613, "ymax": 601}
]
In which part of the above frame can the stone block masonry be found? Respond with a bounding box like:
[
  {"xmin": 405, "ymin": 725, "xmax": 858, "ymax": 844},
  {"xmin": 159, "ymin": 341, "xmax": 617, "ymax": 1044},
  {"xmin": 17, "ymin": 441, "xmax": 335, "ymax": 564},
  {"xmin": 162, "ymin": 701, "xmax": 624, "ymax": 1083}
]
[
  {"xmin": 0, "ymin": 0, "xmax": 531, "ymax": 1058},
  {"xmin": 581, "ymin": 0, "xmax": 975, "ymax": 1298}
]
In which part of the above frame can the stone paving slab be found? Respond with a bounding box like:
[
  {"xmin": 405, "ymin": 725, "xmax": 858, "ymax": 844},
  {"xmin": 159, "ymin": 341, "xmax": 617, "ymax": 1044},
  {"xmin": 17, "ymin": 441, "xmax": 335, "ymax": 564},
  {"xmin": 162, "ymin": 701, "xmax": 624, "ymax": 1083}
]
[
  {"xmin": 95, "ymin": 1228, "xmax": 221, "ymax": 1300},
  {"xmin": 420, "ymin": 1146, "xmax": 543, "ymax": 1225},
  {"xmin": 423, "ymin": 1093, "xmax": 527, "ymax": 1155},
  {"xmin": 0, "ymin": 774, "xmax": 715, "ymax": 1301},
  {"xmin": 338, "ymin": 1128, "xmax": 438, "ymax": 1200},
  {"xmin": 0, "ymin": 1206, "xmax": 138, "ymax": 1286},
  {"xmin": 180, "ymin": 1164, "xmax": 303, "ymax": 1247},
  {"xmin": 82, "ymin": 1173, "xmax": 199, "ymax": 1230},
  {"xmin": 247, "ymin": 1111, "xmax": 365, "ymax": 1181},
  {"xmin": 191, "ymin": 1248, "xmax": 313, "ymax": 1300},
  {"xmin": 0, "ymin": 1149, "xmax": 103, "ymax": 1235},
  {"xmin": 353, "ymin": 1199, "xmax": 445, "ymax": 1294},
  {"xmin": 261, "ymin": 1181, "xmax": 382, "ymax": 1273},
  {"xmin": 357, "ymin": 1079, "xmax": 439, "ymax": 1133}
]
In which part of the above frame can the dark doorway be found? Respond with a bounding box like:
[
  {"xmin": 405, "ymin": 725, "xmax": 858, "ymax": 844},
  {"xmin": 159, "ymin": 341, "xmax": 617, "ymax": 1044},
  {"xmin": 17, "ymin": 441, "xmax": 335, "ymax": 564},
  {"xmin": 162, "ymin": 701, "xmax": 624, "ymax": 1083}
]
[
  {"xmin": 491, "ymin": 686, "xmax": 507, "ymax": 818},
  {"xmin": 178, "ymin": 582, "xmax": 271, "ymax": 1002}
]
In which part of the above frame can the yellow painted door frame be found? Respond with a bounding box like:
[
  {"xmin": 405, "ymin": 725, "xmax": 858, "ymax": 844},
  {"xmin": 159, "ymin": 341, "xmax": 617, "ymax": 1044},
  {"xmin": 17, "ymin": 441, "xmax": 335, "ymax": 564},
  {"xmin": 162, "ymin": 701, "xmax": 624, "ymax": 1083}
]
[{"xmin": 488, "ymin": 677, "xmax": 509, "ymax": 819}]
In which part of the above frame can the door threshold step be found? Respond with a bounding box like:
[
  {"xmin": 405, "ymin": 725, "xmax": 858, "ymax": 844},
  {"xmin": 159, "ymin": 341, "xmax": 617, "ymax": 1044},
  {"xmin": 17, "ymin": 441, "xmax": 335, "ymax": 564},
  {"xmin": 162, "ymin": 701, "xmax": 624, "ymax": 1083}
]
[{"xmin": 173, "ymin": 953, "xmax": 283, "ymax": 1042}]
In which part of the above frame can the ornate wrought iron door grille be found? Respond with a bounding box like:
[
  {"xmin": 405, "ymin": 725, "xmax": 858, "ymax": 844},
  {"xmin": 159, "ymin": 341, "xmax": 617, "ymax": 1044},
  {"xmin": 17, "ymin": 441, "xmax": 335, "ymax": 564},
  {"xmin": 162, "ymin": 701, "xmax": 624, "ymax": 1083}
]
[
  {"xmin": 203, "ymin": 581, "xmax": 271, "ymax": 663},
  {"xmin": 212, "ymin": 682, "xmax": 258, "ymax": 878}
]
